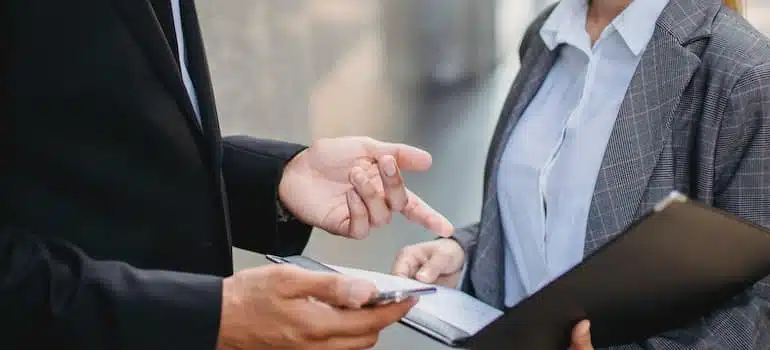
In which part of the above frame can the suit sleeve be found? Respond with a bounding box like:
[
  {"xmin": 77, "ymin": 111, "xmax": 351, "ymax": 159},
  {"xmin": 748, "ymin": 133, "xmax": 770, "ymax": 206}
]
[
  {"xmin": 606, "ymin": 63, "xmax": 770, "ymax": 349},
  {"xmin": 221, "ymin": 135, "xmax": 313, "ymax": 256},
  {"xmin": 449, "ymin": 223, "xmax": 480, "ymax": 291},
  {"xmin": 0, "ymin": 227, "xmax": 223, "ymax": 349},
  {"xmin": 450, "ymin": 222, "xmax": 480, "ymax": 257}
]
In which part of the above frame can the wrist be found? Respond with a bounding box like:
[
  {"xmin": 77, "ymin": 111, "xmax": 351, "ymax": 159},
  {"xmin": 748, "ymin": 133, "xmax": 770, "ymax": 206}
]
[
  {"xmin": 277, "ymin": 148, "xmax": 306, "ymax": 214},
  {"xmin": 277, "ymin": 174, "xmax": 291, "ymax": 214},
  {"xmin": 277, "ymin": 178, "xmax": 296, "ymax": 223},
  {"xmin": 440, "ymin": 238, "xmax": 466, "ymax": 271},
  {"xmin": 217, "ymin": 277, "xmax": 245, "ymax": 350}
]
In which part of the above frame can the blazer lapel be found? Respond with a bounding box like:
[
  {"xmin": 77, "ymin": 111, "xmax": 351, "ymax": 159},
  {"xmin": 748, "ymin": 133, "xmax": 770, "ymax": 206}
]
[
  {"xmin": 584, "ymin": 24, "xmax": 701, "ymax": 255},
  {"xmin": 483, "ymin": 46, "xmax": 559, "ymax": 191},
  {"xmin": 111, "ymin": 0, "xmax": 203, "ymax": 133},
  {"xmin": 470, "ymin": 42, "xmax": 558, "ymax": 308}
]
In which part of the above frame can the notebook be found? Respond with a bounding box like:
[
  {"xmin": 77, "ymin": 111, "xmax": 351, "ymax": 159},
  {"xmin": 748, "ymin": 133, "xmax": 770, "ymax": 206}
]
[{"xmin": 268, "ymin": 191, "xmax": 770, "ymax": 349}]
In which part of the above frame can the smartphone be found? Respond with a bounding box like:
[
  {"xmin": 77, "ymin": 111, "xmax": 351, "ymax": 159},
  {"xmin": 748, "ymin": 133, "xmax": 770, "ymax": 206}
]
[
  {"xmin": 362, "ymin": 287, "xmax": 437, "ymax": 307},
  {"xmin": 265, "ymin": 255, "xmax": 438, "ymax": 307}
]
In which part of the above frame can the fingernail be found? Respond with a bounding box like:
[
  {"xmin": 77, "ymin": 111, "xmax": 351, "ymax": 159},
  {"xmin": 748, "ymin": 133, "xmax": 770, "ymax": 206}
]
[
  {"xmin": 416, "ymin": 269, "xmax": 431, "ymax": 281},
  {"xmin": 383, "ymin": 157, "xmax": 397, "ymax": 177},
  {"xmin": 579, "ymin": 321, "xmax": 591, "ymax": 336},
  {"xmin": 347, "ymin": 279, "xmax": 375, "ymax": 306}
]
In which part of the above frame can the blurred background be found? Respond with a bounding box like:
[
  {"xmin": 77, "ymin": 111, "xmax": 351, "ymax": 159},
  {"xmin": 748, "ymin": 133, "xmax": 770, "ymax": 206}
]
[{"xmin": 195, "ymin": 1, "xmax": 770, "ymax": 348}]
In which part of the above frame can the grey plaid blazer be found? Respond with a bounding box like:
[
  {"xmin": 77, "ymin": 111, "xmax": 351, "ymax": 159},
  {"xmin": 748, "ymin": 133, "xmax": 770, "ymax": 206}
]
[{"xmin": 452, "ymin": 0, "xmax": 770, "ymax": 348}]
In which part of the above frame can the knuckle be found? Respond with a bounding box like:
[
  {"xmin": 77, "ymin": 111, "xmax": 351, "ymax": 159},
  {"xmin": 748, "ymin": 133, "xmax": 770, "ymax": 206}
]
[
  {"xmin": 351, "ymin": 208, "xmax": 368, "ymax": 220},
  {"xmin": 362, "ymin": 334, "xmax": 379, "ymax": 349},
  {"xmin": 403, "ymin": 197, "xmax": 419, "ymax": 213},
  {"xmin": 320, "ymin": 274, "xmax": 346, "ymax": 296},
  {"xmin": 276, "ymin": 316, "xmax": 310, "ymax": 346},
  {"xmin": 271, "ymin": 264, "xmax": 299, "ymax": 281},
  {"xmin": 350, "ymin": 201, "xmax": 368, "ymax": 217},
  {"xmin": 263, "ymin": 265, "xmax": 285, "ymax": 283},
  {"xmin": 385, "ymin": 171, "xmax": 404, "ymax": 184},
  {"xmin": 359, "ymin": 318, "xmax": 384, "ymax": 334},
  {"xmin": 370, "ymin": 212, "xmax": 391, "ymax": 227},
  {"xmin": 311, "ymin": 137, "xmax": 332, "ymax": 148},
  {"xmin": 281, "ymin": 327, "xmax": 304, "ymax": 346},
  {"xmin": 387, "ymin": 195, "xmax": 407, "ymax": 210},
  {"xmin": 302, "ymin": 319, "xmax": 328, "ymax": 340},
  {"xmin": 397, "ymin": 246, "xmax": 413, "ymax": 258},
  {"xmin": 328, "ymin": 273, "xmax": 347, "ymax": 288},
  {"xmin": 361, "ymin": 184, "xmax": 381, "ymax": 198},
  {"xmin": 350, "ymin": 227, "xmax": 370, "ymax": 241},
  {"xmin": 268, "ymin": 266, "xmax": 303, "ymax": 295},
  {"xmin": 436, "ymin": 244, "xmax": 455, "ymax": 257},
  {"xmin": 441, "ymin": 239, "xmax": 464, "ymax": 256}
]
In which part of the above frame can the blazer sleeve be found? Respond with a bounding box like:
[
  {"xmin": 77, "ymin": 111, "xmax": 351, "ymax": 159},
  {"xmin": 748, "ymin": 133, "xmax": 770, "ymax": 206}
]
[
  {"xmin": 0, "ymin": 227, "xmax": 223, "ymax": 349},
  {"xmin": 608, "ymin": 63, "xmax": 770, "ymax": 349},
  {"xmin": 449, "ymin": 222, "xmax": 480, "ymax": 292},
  {"xmin": 221, "ymin": 135, "xmax": 313, "ymax": 256},
  {"xmin": 450, "ymin": 222, "xmax": 480, "ymax": 256}
]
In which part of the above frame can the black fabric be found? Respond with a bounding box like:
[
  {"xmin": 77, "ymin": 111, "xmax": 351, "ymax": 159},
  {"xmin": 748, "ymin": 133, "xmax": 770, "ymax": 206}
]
[
  {"xmin": 223, "ymin": 136, "xmax": 311, "ymax": 255},
  {"xmin": 1, "ymin": 0, "xmax": 313, "ymax": 349},
  {"xmin": 149, "ymin": 0, "xmax": 179, "ymax": 63}
]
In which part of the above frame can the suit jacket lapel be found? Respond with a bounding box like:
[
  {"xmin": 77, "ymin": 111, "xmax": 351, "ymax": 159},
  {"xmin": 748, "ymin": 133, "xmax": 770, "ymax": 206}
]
[
  {"xmin": 111, "ymin": 0, "xmax": 203, "ymax": 134},
  {"xmin": 584, "ymin": 22, "xmax": 702, "ymax": 255},
  {"xmin": 470, "ymin": 42, "xmax": 558, "ymax": 308}
]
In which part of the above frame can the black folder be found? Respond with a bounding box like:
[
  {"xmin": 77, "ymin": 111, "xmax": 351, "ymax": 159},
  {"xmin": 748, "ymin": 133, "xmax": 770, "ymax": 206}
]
[{"xmin": 270, "ymin": 191, "xmax": 770, "ymax": 349}]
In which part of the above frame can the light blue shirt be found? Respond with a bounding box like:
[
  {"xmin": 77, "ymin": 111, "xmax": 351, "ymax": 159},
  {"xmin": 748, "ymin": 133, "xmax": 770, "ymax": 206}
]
[
  {"xmin": 496, "ymin": 0, "xmax": 669, "ymax": 307},
  {"xmin": 171, "ymin": 0, "xmax": 202, "ymax": 124}
]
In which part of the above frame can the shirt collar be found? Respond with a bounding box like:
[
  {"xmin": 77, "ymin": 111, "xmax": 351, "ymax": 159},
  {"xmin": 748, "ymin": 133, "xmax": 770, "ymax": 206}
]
[{"xmin": 540, "ymin": 0, "xmax": 670, "ymax": 56}]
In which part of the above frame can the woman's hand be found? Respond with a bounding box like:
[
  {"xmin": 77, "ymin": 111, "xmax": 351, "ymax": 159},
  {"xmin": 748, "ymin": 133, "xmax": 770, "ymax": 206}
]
[{"xmin": 391, "ymin": 239, "xmax": 465, "ymax": 288}]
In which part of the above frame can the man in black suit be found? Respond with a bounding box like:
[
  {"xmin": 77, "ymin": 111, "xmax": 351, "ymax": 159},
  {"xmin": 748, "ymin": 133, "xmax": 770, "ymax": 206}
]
[{"xmin": 1, "ymin": 1, "xmax": 454, "ymax": 349}]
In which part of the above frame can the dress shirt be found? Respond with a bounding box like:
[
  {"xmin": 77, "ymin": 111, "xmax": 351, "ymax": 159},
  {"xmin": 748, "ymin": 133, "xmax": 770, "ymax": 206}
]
[
  {"xmin": 496, "ymin": 0, "xmax": 669, "ymax": 307},
  {"xmin": 171, "ymin": 0, "xmax": 202, "ymax": 123}
]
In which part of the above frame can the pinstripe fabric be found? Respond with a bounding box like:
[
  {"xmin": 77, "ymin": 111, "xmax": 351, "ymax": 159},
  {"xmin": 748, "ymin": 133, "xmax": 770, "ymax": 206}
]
[{"xmin": 452, "ymin": 0, "xmax": 770, "ymax": 347}]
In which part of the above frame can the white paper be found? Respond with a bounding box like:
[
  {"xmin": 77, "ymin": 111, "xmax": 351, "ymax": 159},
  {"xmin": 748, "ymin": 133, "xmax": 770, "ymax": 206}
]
[{"xmin": 329, "ymin": 265, "xmax": 503, "ymax": 335}]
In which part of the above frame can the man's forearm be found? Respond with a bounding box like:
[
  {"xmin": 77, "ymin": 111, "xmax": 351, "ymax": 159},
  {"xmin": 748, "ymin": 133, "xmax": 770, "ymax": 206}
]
[
  {"xmin": 221, "ymin": 136, "xmax": 312, "ymax": 255},
  {"xmin": 0, "ymin": 229, "xmax": 223, "ymax": 349}
]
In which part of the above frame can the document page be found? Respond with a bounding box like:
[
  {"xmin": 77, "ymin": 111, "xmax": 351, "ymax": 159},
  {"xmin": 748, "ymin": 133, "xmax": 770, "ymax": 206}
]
[{"xmin": 329, "ymin": 265, "xmax": 503, "ymax": 335}]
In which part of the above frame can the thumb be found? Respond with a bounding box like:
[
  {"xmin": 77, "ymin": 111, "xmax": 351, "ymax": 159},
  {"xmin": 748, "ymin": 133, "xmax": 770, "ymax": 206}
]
[
  {"xmin": 366, "ymin": 139, "xmax": 433, "ymax": 172},
  {"xmin": 570, "ymin": 320, "xmax": 593, "ymax": 350},
  {"xmin": 282, "ymin": 268, "xmax": 378, "ymax": 308},
  {"xmin": 415, "ymin": 249, "xmax": 454, "ymax": 283}
]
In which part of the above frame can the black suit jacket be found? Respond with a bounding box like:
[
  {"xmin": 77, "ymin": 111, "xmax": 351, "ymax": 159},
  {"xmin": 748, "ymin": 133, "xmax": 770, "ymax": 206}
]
[{"xmin": 2, "ymin": 1, "xmax": 312, "ymax": 349}]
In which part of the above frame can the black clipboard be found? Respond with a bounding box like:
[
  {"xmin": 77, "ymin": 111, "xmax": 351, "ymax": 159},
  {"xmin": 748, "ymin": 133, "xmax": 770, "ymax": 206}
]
[{"xmin": 463, "ymin": 191, "xmax": 770, "ymax": 349}]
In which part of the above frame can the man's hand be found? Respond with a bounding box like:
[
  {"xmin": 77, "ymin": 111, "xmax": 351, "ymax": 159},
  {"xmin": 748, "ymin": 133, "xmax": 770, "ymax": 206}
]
[
  {"xmin": 392, "ymin": 239, "xmax": 465, "ymax": 288},
  {"xmin": 570, "ymin": 320, "xmax": 594, "ymax": 350},
  {"xmin": 217, "ymin": 264, "xmax": 416, "ymax": 350},
  {"xmin": 279, "ymin": 136, "xmax": 454, "ymax": 239}
]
